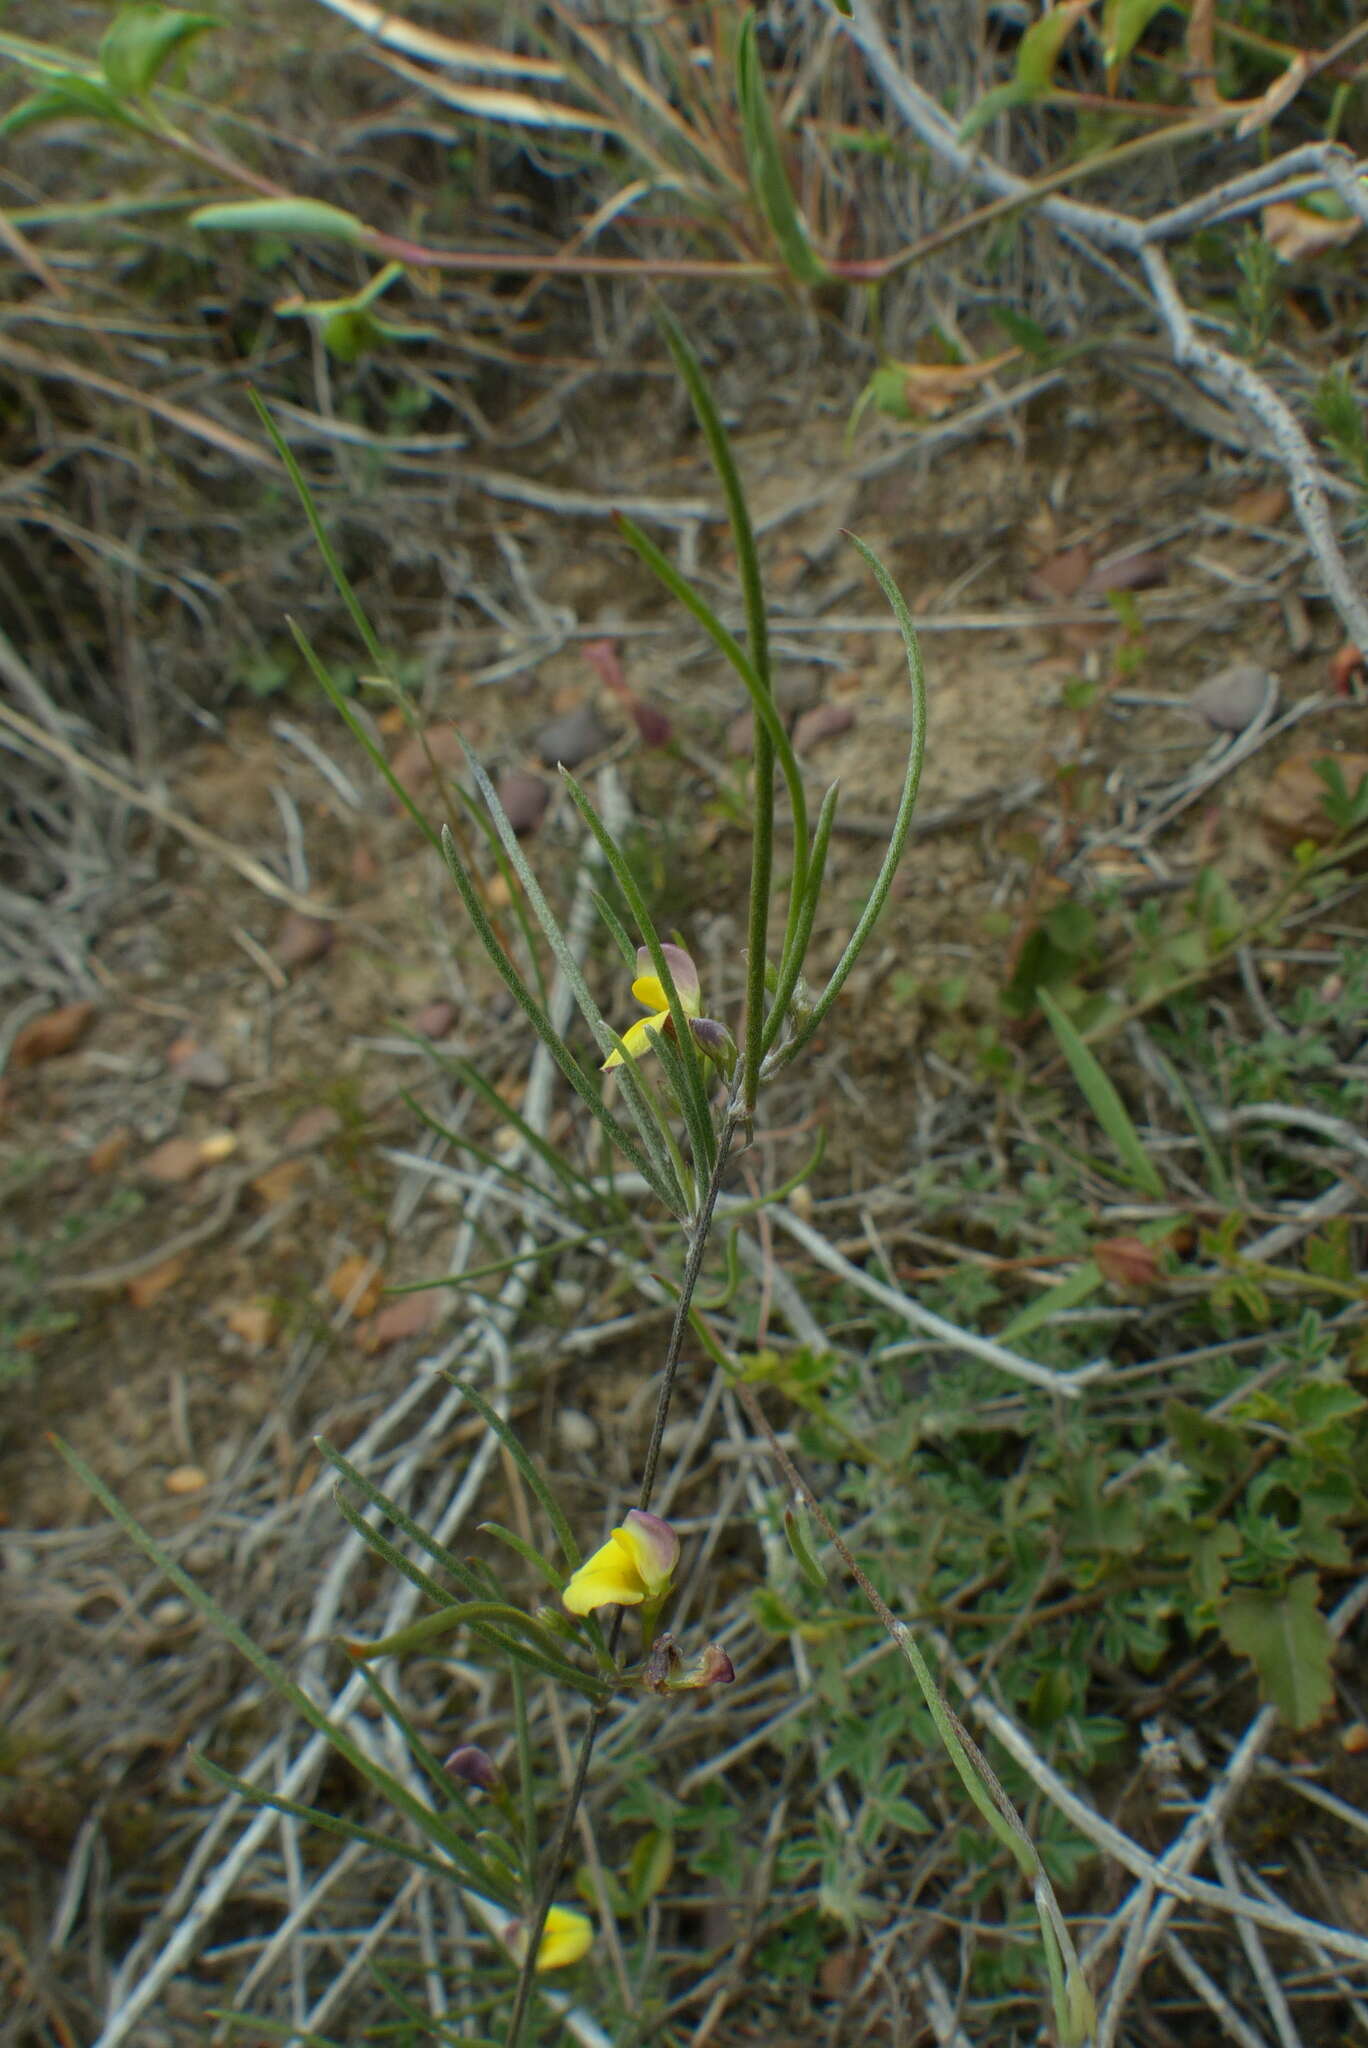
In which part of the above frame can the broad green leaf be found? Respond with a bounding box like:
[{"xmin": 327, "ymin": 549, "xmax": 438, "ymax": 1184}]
[
  {"xmin": 101, "ymin": 4, "xmax": 217, "ymax": 97},
  {"xmin": 1038, "ymin": 986, "xmax": 1165, "ymax": 1200},
  {"xmin": 192, "ymin": 198, "xmax": 366, "ymax": 244},
  {"xmin": 1016, "ymin": 0, "xmax": 1092, "ymax": 91},
  {"xmin": 1165, "ymin": 1399, "xmax": 1245, "ymax": 1482},
  {"xmin": 628, "ymin": 1828, "xmax": 675, "ymax": 1908},
  {"xmin": 1102, "ymin": 0, "xmax": 1176, "ymax": 72},
  {"xmin": 783, "ymin": 1500, "xmax": 828, "ymax": 1589},
  {"xmin": 0, "ymin": 74, "xmax": 147, "ymax": 136},
  {"xmin": 1217, "ymin": 1573, "xmax": 1334, "ymax": 1729},
  {"xmin": 958, "ymin": 80, "xmax": 1033, "ymax": 143}
]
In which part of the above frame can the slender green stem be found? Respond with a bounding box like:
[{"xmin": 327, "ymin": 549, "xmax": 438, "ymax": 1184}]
[{"xmin": 503, "ymin": 1122, "xmax": 735, "ymax": 2048}]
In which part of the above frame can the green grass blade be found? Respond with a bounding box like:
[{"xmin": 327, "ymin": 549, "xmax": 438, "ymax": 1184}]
[
  {"xmin": 559, "ymin": 767, "xmax": 715, "ymax": 1173},
  {"xmin": 783, "ymin": 535, "xmax": 926, "ymax": 1060},
  {"xmin": 455, "ymin": 752, "xmax": 688, "ymax": 1212},
  {"xmin": 287, "ymin": 619, "xmax": 444, "ymax": 859},
  {"xmin": 762, "ymin": 779, "xmax": 840, "ymax": 1057},
  {"xmin": 735, "ymin": 11, "xmax": 829, "ymax": 286},
  {"xmin": 54, "ymin": 1438, "xmax": 485, "ymax": 1868},
  {"xmin": 251, "ymin": 391, "xmax": 387, "ymax": 673},
  {"xmin": 439, "ymin": 825, "xmax": 682, "ymax": 1213},
  {"xmin": 1038, "ymin": 986, "xmax": 1166, "ymax": 1200},
  {"xmin": 446, "ymin": 1379, "xmax": 581, "ymax": 1567},
  {"xmin": 477, "ymin": 1520, "xmax": 568, "ymax": 1594},
  {"xmin": 316, "ymin": 1439, "xmax": 484, "ymax": 1594},
  {"xmin": 194, "ymin": 1756, "xmax": 501, "ymax": 1893}
]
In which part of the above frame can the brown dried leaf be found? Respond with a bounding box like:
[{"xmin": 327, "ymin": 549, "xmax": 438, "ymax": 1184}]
[
  {"xmin": 142, "ymin": 1132, "xmax": 236, "ymax": 1185},
  {"xmin": 1260, "ymin": 750, "xmax": 1368, "ymax": 846},
  {"xmin": 11, "ymin": 1001, "xmax": 96, "ymax": 1069},
  {"xmin": 326, "ymin": 1254, "xmax": 384, "ymax": 1318},
  {"xmin": 1229, "ymin": 484, "xmax": 1289, "ymax": 527},
  {"xmin": 891, "ymin": 349, "xmax": 1020, "ymax": 418},
  {"xmin": 1095, "ymin": 1236, "xmax": 1160, "ymax": 1292},
  {"xmin": 1082, "ymin": 549, "xmax": 1167, "ymax": 595},
  {"xmin": 88, "ymin": 1127, "xmax": 132, "ymax": 1175},
  {"xmin": 284, "ymin": 1105, "xmax": 342, "ymax": 1149},
  {"xmin": 412, "ymin": 998, "xmax": 456, "ymax": 1040},
  {"xmin": 1329, "ymin": 644, "xmax": 1366, "ymax": 695},
  {"xmin": 1026, "ymin": 545, "xmax": 1092, "ymax": 601},
  {"xmin": 126, "ymin": 1253, "xmax": 188, "ymax": 1308},
  {"xmin": 276, "ymin": 912, "xmax": 335, "ymax": 970},
  {"xmin": 251, "ymin": 1158, "xmax": 308, "ymax": 1209},
  {"xmin": 1262, "ymin": 201, "xmax": 1361, "ymax": 264},
  {"xmin": 389, "ymin": 724, "xmax": 463, "ymax": 804},
  {"xmin": 225, "ymin": 1300, "xmax": 278, "ymax": 1349}
]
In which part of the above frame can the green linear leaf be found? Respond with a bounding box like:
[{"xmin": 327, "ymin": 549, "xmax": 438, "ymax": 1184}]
[
  {"xmin": 782, "ymin": 535, "xmax": 926, "ymax": 1061},
  {"xmin": 1038, "ymin": 986, "xmax": 1166, "ymax": 1200}
]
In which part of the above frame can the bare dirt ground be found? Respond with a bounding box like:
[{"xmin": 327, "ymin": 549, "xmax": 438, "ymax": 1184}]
[{"xmin": 3, "ymin": 370, "xmax": 1365, "ymax": 2044}]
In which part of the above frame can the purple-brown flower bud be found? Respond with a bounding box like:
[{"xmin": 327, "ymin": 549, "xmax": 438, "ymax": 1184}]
[
  {"xmin": 688, "ymin": 1015, "xmax": 737, "ymax": 1075},
  {"xmin": 444, "ymin": 1743, "xmax": 500, "ymax": 1794},
  {"xmin": 640, "ymin": 1633, "xmax": 735, "ymax": 1694}
]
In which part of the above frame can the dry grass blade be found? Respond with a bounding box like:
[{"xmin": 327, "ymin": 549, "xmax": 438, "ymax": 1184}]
[{"xmin": 310, "ymin": 0, "xmax": 565, "ymax": 79}]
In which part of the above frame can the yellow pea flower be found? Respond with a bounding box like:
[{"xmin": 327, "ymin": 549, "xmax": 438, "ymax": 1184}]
[
  {"xmin": 602, "ymin": 944, "xmax": 701, "ymax": 1070},
  {"xmin": 562, "ymin": 1509, "xmax": 679, "ymax": 1616},
  {"xmin": 506, "ymin": 1904, "xmax": 594, "ymax": 1972}
]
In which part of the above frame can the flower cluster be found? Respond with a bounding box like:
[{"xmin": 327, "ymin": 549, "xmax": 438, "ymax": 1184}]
[{"xmin": 602, "ymin": 945, "xmax": 732, "ymax": 1074}]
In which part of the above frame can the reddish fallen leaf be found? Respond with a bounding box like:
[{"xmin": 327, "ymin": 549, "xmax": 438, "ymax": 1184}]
[
  {"xmin": 1342, "ymin": 1722, "xmax": 1368, "ymax": 1755},
  {"xmin": 793, "ymin": 701, "xmax": 856, "ymax": 751},
  {"xmin": 88, "ymin": 1127, "xmax": 132, "ymax": 1175},
  {"xmin": 283, "ymin": 1105, "xmax": 342, "ymax": 1149},
  {"xmin": 583, "ymin": 636, "xmax": 673, "ymax": 747},
  {"xmin": 1260, "ymin": 750, "xmax": 1368, "ymax": 847},
  {"xmin": 1095, "ymin": 1236, "xmax": 1160, "ymax": 1292},
  {"xmin": 326, "ymin": 1254, "xmax": 384, "ymax": 1318},
  {"xmin": 10, "ymin": 1001, "xmax": 96, "ymax": 1070},
  {"xmin": 412, "ymin": 998, "xmax": 456, "ymax": 1040},
  {"xmin": 142, "ymin": 1132, "xmax": 237, "ymax": 1185},
  {"xmin": 1329, "ymin": 644, "xmax": 1366, "ymax": 695},
  {"xmin": 165, "ymin": 1464, "xmax": 208, "ymax": 1495},
  {"xmin": 357, "ymin": 1289, "xmax": 444, "ymax": 1354},
  {"xmin": 1082, "ymin": 549, "xmax": 1167, "ymax": 595},
  {"xmin": 389, "ymin": 724, "xmax": 463, "ymax": 805},
  {"xmin": 276, "ymin": 911, "xmax": 334, "ymax": 970},
  {"xmin": 127, "ymin": 1253, "xmax": 188, "ymax": 1308},
  {"xmin": 1027, "ymin": 545, "xmax": 1092, "ymax": 601}
]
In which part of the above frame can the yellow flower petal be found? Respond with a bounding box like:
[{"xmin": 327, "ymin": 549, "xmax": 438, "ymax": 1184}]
[
  {"xmin": 562, "ymin": 1529, "xmax": 649, "ymax": 1614},
  {"xmin": 601, "ymin": 1014, "xmax": 664, "ymax": 1070},
  {"xmin": 536, "ymin": 1906, "xmax": 594, "ymax": 1971},
  {"xmin": 631, "ymin": 973, "xmax": 669, "ymax": 1014}
]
